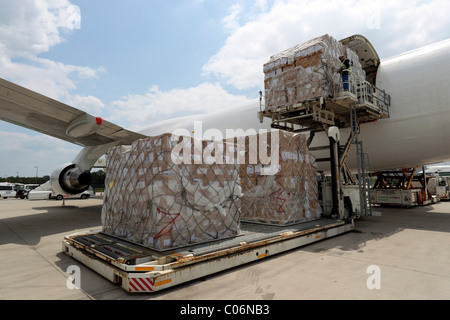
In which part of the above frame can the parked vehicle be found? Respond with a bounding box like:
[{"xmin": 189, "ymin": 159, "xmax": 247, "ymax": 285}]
[
  {"xmin": 0, "ymin": 182, "xmax": 16, "ymax": 199},
  {"xmin": 50, "ymin": 188, "xmax": 94, "ymax": 200},
  {"xmin": 16, "ymin": 184, "xmax": 39, "ymax": 199},
  {"xmin": 436, "ymin": 177, "xmax": 450, "ymax": 200}
]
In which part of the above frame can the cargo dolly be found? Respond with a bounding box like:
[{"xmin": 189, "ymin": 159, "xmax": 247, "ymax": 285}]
[{"xmin": 63, "ymin": 218, "xmax": 354, "ymax": 293}]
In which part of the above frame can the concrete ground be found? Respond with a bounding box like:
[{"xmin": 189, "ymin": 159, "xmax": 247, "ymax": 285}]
[{"xmin": 1, "ymin": 196, "xmax": 450, "ymax": 300}]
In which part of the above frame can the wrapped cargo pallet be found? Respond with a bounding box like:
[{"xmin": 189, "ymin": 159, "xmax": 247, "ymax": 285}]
[
  {"xmin": 263, "ymin": 34, "xmax": 366, "ymax": 111},
  {"xmin": 239, "ymin": 130, "xmax": 322, "ymax": 225},
  {"xmin": 101, "ymin": 134, "xmax": 242, "ymax": 251}
]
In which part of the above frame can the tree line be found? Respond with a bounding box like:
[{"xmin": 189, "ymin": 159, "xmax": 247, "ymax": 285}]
[{"xmin": 0, "ymin": 170, "xmax": 106, "ymax": 188}]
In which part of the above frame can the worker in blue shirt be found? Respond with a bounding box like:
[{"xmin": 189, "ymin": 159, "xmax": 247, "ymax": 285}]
[{"xmin": 338, "ymin": 55, "xmax": 352, "ymax": 91}]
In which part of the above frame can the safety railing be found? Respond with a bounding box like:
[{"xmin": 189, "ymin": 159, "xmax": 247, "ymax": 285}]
[
  {"xmin": 333, "ymin": 70, "xmax": 359, "ymax": 97},
  {"xmin": 357, "ymin": 81, "xmax": 390, "ymax": 117},
  {"xmin": 260, "ymin": 71, "xmax": 391, "ymax": 118},
  {"xmin": 334, "ymin": 71, "xmax": 390, "ymax": 117}
]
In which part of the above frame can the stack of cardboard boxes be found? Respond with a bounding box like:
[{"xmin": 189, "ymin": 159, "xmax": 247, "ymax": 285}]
[
  {"xmin": 263, "ymin": 34, "xmax": 366, "ymax": 111},
  {"xmin": 101, "ymin": 130, "xmax": 322, "ymax": 251},
  {"xmin": 239, "ymin": 130, "xmax": 321, "ymax": 225},
  {"xmin": 101, "ymin": 134, "xmax": 242, "ymax": 250}
]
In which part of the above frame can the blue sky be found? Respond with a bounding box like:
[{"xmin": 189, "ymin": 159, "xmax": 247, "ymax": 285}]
[
  {"xmin": 41, "ymin": 1, "xmax": 231, "ymax": 97},
  {"xmin": 1, "ymin": 0, "xmax": 450, "ymax": 177}
]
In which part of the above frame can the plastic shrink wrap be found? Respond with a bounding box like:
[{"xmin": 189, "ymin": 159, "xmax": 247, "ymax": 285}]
[
  {"xmin": 101, "ymin": 134, "xmax": 241, "ymax": 250},
  {"xmin": 102, "ymin": 131, "xmax": 323, "ymax": 249},
  {"xmin": 264, "ymin": 34, "xmax": 366, "ymax": 111},
  {"xmin": 239, "ymin": 130, "xmax": 322, "ymax": 225}
]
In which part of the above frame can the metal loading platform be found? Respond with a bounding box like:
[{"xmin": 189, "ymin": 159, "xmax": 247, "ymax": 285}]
[
  {"xmin": 258, "ymin": 56, "xmax": 391, "ymax": 218},
  {"xmin": 63, "ymin": 218, "xmax": 353, "ymax": 293},
  {"xmin": 258, "ymin": 79, "xmax": 390, "ymax": 134},
  {"xmin": 259, "ymin": 34, "xmax": 391, "ymax": 135}
]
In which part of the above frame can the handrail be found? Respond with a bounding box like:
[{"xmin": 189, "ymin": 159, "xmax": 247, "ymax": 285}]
[
  {"xmin": 334, "ymin": 71, "xmax": 391, "ymax": 117},
  {"xmin": 261, "ymin": 70, "xmax": 391, "ymax": 117},
  {"xmin": 333, "ymin": 70, "xmax": 360, "ymax": 97},
  {"xmin": 358, "ymin": 81, "xmax": 390, "ymax": 117},
  {"xmin": 333, "ymin": 69, "xmax": 360, "ymax": 96}
]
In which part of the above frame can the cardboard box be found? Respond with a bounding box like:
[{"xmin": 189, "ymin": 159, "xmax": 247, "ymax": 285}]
[
  {"xmin": 264, "ymin": 34, "xmax": 366, "ymax": 111},
  {"xmin": 239, "ymin": 131, "xmax": 322, "ymax": 225},
  {"xmin": 101, "ymin": 133, "xmax": 241, "ymax": 251}
]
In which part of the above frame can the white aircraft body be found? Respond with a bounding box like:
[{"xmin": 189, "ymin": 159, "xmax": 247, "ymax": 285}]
[{"xmin": 1, "ymin": 35, "xmax": 450, "ymax": 195}]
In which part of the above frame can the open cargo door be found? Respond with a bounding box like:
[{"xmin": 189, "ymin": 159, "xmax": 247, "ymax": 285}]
[{"xmin": 340, "ymin": 34, "xmax": 380, "ymax": 85}]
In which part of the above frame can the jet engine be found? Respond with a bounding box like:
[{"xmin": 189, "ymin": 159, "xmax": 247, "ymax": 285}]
[{"xmin": 50, "ymin": 163, "xmax": 92, "ymax": 195}]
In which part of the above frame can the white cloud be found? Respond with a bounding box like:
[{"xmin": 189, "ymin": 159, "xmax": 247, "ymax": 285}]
[
  {"xmin": 109, "ymin": 83, "xmax": 254, "ymax": 130},
  {"xmin": 222, "ymin": 4, "xmax": 243, "ymax": 33},
  {"xmin": 0, "ymin": 55, "xmax": 105, "ymax": 102},
  {"xmin": 0, "ymin": 0, "xmax": 80, "ymax": 59},
  {"xmin": 385, "ymin": 0, "xmax": 450, "ymax": 52},
  {"xmin": 0, "ymin": 130, "xmax": 81, "ymax": 177},
  {"xmin": 254, "ymin": 0, "xmax": 269, "ymax": 12},
  {"xmin": 66, "ymin": 94, "xmax": 105, "ymax": 115},
  {"xmin": 203, "ymin": 0, "xmax": 450, "ymax": 91},
  {"xmin": 0, "ymin": 0, "xmax": 104, "ymax": 107}
]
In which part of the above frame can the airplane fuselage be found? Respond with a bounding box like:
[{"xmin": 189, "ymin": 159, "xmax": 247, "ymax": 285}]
[{"xmin": 351, "ymin": 38, "xmax": 450, "ymax": 171}]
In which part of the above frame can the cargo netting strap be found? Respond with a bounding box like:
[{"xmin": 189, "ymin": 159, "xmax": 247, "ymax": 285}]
[
  {"xmin": 101, "ymin": 131, "xmax": 323, "ymax": 251},
  {"xmin": 102, "ymin": 134, "xmax": 241, "ymax": 251},
  {"xmin": 263, "ymin": 34, "xmax": 366, "ymax": 111},
  {"xmin": 239, "ymin": 131, "xmax": 322, "ymax": 226}
]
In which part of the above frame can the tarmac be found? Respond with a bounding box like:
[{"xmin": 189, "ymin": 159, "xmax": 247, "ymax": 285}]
[{"xmin": 1, "ymin": 196, "xmax": 450, "ymax": 300}]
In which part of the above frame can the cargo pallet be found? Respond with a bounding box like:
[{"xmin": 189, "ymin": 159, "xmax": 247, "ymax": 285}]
[{"xmin": 63, "ymin": 218, "xmax": 354, "ymax": 293}]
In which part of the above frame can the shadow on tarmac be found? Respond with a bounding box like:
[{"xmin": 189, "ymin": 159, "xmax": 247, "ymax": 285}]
[
  {"xmin": 0, "ymin": 199, "xmax": 102, "ymax": 246},
  {"xmin": 302, "ymin": 202, "xmax": 450, "ymax": 254}
]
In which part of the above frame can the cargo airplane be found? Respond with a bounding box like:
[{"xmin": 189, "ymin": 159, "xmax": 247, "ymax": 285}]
[{"xmin": 1, "ymin": 35, "xmax": 450, "ymax": 197}]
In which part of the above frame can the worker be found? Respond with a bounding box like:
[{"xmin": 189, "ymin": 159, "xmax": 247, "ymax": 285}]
[{"xmin": 338, "ymin": 55, "xmax": 351, "ymax": 91}]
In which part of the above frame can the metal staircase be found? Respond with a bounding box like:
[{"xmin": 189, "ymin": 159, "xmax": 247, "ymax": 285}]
[{"xmin": 350, "ymin": 105, "xmax": 373, "ymax": 216}]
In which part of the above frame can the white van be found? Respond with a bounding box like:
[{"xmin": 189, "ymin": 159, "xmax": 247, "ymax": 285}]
[
  {"xmin": 0, "ymin": 183, "xmax": 16, "ymax": 199},
  {"xmin": 49, "ymin": 188, "xmax": 95, "ymax": 200}
]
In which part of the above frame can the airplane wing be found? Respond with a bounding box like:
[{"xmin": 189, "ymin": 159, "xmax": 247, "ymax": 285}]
[{"xmin": 0, "ymin": 77, "xmax": 147, "ymax": 147}]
